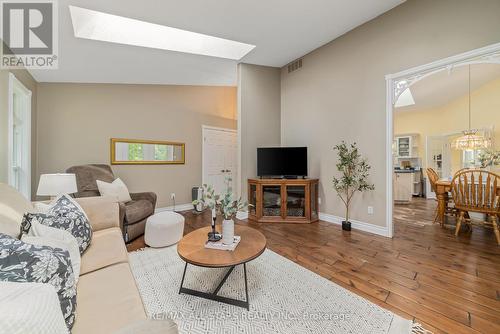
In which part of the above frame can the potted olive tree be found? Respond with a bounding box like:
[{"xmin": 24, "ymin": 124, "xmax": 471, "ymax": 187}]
[{"xmin": 332, "ymin": 141, "xmax": 374, "ymax": 231}]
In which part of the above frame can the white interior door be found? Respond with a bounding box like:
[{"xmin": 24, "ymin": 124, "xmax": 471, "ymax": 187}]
[
  {"xmin": 202, "ymin": 127, "xmax": 237, "ymax": 194},
  {"xmin": 8, "ymin": 74, "xmax": 31, "ymax": 200}
]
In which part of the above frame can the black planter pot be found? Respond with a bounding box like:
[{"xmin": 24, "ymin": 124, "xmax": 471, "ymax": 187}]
[{"xmin": 342, "ymin": 221, "xmax": 351, "ymax": 231}]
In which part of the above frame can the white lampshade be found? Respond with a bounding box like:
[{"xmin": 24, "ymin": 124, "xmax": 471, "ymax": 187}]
[{"xmin": 37, "ymin": 173, "xmax": 78, "ymax": 196}]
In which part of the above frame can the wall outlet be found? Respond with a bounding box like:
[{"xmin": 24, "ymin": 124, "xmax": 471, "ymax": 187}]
[
  {"xmin": 170, "ymin": 193, "xmax": 176, "ymax": 200},
  {"xmin": 318, "ymin": 197, "xmax": 322, "ymax": 205},
  {"xmin": 368, "ymin": 206, "xmax": 374, "ymax": 215}
]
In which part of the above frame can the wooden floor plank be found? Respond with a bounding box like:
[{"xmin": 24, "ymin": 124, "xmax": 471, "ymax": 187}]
[
  {"xmin": 127, "ymin": 197, "xmax": 500, "ymax": 333},
  {"xmin": 386, "ymin": 293, "xmax": 479, "ymax": 334}
]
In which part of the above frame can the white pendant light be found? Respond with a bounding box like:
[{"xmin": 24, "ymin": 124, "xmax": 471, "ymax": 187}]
[{"xmin": 452, "ymin": 65, "xmax": 491, "ymax": 150}]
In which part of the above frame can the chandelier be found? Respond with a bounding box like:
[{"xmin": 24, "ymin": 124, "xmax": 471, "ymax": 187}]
[
  {"xmin": 452, "ymin": 129, "xmax": 491, "ymax": 150},
  {"xmin": 452, "ymin": 65, "xmax": 491, "ymax": 150}
]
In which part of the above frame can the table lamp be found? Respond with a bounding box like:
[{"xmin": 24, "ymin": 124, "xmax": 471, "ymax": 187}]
[{"xmin": 37, "ymin": 173, "xmax": 77, "ymax": 199}]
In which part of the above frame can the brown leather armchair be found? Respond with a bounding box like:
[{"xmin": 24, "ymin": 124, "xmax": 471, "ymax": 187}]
[{"xmin": 66, "ymin": 164, "xmax": 156, "ymax": 242}]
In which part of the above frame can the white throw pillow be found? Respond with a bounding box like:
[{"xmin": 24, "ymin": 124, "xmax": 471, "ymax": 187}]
[
  {"xmin": 0, "ymin": 282, "xmax": 69, "ymax": 334},
  {"xmin": 21, "ymin": 220, "xmax": 81, "ymax": 282},
  {"xmin": 96, "ymin": 178, "xmax": 132, "ymax": 203}
]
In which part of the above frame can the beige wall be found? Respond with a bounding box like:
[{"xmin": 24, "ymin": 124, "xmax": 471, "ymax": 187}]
[
  {"xmin": 395, "ymin": 75, "xmax": 500, "ymax": 173},
  {"xmin": 238, "ymin": 64, "xmax": 281, "ymax": 200},
  {"xmin": 36, "ymin": 83, "xmax": 236, "ymax": 208},
  {"xmin": 0, "ymin": 66, "xmax": 38, "ymax": 199},
  {"xmin": 280, "ymin": 0, "xmax": 500, "ymax": 228}
]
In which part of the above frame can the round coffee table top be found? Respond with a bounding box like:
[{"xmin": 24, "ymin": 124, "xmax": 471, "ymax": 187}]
[{"xmin": 177, "ymin": 225, "xmax": 267, "ymax": 268}]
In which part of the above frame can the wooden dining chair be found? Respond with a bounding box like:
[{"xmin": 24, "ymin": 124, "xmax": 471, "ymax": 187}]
[
  {"xmin": 426, "ymin": 168, "xmax": 456, "ymax": 224},
  {"xmin": 451, "ymin": 169, "xmax": 500, "ymax": 245},
  {"xmin": 426, "ymin": 168, "xmax": 438, "ymax": 190},
  {"xmin": 426, "ymin": 168, "xmax": 440, "ymax": 223}
]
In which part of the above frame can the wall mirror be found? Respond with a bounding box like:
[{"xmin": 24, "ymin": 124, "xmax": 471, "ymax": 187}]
[{"xmin": 111, "ymin": 138, "xmax": 185, "ymax": 165}]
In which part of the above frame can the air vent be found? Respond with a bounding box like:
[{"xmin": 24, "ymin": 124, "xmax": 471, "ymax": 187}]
[{"xmin": 287, "ymin": 58, "xmax": 302, "ymax": 73}]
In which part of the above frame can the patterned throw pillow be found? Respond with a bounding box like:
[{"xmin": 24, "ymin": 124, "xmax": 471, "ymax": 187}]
[
  {"xmin": 0, "ymin": 233, "xmax": 77, "ymax": 329},
  {"xmin": 21, "ymin": 195, "xmax": 92, "ymax": 254}
]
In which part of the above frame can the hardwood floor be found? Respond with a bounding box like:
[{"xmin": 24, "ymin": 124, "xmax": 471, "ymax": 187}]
[{"xmin": 127, "ymin": 198, "xmax": 500, "ymax": 334}]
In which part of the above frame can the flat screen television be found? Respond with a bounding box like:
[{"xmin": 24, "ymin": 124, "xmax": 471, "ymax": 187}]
[{"xmin": 257, "ymin": 147, "xmax": 307, "ymax": 177}]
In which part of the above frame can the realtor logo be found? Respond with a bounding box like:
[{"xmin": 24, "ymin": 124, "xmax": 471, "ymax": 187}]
[{"xmin": 1, "ymin": 0, "xmax": 58, "ymax": 69}]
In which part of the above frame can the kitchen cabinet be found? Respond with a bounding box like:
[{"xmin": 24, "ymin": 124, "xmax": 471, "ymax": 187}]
[
  {"xmin": 394, "ymin": 134, "xmax": 419, "ymax": 158},
  {"xmin": 396, "ymin": 136, "xmax": 412, "ymax": 157},
  {"xmin": 394, "ymin": 172, "xmax": 413, "ymax": 203}
]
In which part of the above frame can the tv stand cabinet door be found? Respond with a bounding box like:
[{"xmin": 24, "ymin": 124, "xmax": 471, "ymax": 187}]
[
  {"xmin": 283, "ymin": 184, "xmax": 308, "ymax": 222},
  {"xmin": 259, "ymin": 184, "xmax": 283, "ymax": 220},
  {"xmin": 248, "ymin": 181, "xmax": 259, "ymax": 220}
]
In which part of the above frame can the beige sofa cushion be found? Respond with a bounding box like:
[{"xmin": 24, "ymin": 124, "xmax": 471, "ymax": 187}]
[
  {"xmin": 80, "ymin": 227, "xmax": 128, "ymax": 275},
  {"xmin": 73, "ymin": 263, "xmax": 146, "ymax": 334},
  {"xmin": 0, "ymin": 183, "xmax": 34, "ymax": 237},
  {"xmin": 75, "ymin": 197, "xmax": 120, "ymax": 231}
]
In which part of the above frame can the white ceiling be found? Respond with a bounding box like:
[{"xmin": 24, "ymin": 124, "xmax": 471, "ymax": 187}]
[
  {"xmin": 396, "ymin": 63, "xmax": 500, "ymax": 112},
  {"xmin": 29, "ymin": 0, "xmax": 405, "ymax": 85}
]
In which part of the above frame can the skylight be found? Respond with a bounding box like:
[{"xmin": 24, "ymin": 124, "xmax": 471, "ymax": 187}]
[
  {"xmin": 69, "ymin": 6, "xmax": 256, "ymax": 60},
  {"xmin": 395, "ymin": 88, "xmax": 415, "ymax": 108}
]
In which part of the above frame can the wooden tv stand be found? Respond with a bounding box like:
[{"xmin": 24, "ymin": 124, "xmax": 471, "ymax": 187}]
[{"xmin": 247, "ymin": 178, "xmax": 319, "ymax": 224}]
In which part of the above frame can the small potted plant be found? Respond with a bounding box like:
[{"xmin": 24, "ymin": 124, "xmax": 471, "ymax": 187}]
[
  {"xmin": 194, "ymin": 177, "xmax": 249, "ymax": 245},
  {"xmin": 332, "ymin": 141, "xmax": 374, "ymax": 231}
]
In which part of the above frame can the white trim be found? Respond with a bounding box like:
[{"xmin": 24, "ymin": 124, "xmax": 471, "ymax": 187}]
[
  {"xmin": 319, "ymin": 212, "xmax": 389, "ymax": 237},
  {"xmin": 236, "ymin": 64, "xmax": 243, "ymax": 199},
  {"xmin": 155, "ymin": 203, "xmax": 193, "ymax": 213},
  {"xmin": 385, "ymin": 42, "xmax": 500, "ymax": 238},
  {"xmin": 202, "ymin": 125, "xmax": 237, "ymax": 133},
  {"xmin": 385, "ymin": 78, "xmax": 394, "ymax": 238},
  {"xmin": 385, "ymin": 42, "xmax": 500, "ymax": 81},
  {"xmin": 7, "ymin": 73, "xmax": 32, "ymax": 200}
]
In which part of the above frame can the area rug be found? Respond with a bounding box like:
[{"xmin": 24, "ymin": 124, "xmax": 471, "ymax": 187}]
[{"xmin": 129, "ymin": 246, "xmax": 424, "ymax": 334}]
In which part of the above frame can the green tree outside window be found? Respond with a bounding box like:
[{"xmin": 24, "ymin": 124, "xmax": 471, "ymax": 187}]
[
  {"xmin": 128, "ymin": 143, "xmax": 143, "ymax": 161},
  {"xmin": 155, "ymin": 145, "xmax": 167, "ymax": 160}
]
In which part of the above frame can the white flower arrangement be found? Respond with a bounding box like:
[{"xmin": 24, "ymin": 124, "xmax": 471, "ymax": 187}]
[{"xmin": 479, "ymin": 149, "xmax": 500, "ymax": 168}]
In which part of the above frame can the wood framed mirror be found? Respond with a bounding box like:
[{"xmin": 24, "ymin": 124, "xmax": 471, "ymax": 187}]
[{"xmin": 110, "ymin": 138, "xmax": 185, "ymax": 165}]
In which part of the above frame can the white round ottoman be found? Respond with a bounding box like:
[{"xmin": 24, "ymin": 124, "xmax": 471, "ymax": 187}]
[{"xmin": 144, "ymin": 211, "xmax": 185, "ymax": 248}]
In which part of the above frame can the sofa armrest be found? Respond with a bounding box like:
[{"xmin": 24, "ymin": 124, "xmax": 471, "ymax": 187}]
[
  {"xmin": 130, "ymin": 192, "xmax": 157, "ymax": 208},
  {"xmin": 75, "ymin": 197, "xmax": 121, "ymax": 232}
]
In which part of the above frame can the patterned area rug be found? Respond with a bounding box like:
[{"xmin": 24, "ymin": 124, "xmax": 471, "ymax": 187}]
[{"xmin": 129, "ymin": 246, "xmax": 421, "ymax": 334}]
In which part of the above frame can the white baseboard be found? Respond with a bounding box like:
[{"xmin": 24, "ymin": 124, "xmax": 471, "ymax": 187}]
[
  {"xmin": 156, "ymin": 205, "xmax": 249, "ymax": 220},
  {"xmin": 319, "ymin": 212, "xmax": 389, "ymax": 237},
  {"xmin": 156, "ymin": 203, "xmax": 193, "ymax": 213},
  {"xmin": 155, "ymin": 206, "xmax": 387, "ymax": 236}
]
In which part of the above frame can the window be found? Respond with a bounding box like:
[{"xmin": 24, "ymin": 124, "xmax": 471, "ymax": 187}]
[
  {"xmin": 462, "ymin": 150, "xmax": 482, "ymax": 169},
  {"xmin": 8, "ymin": 74, "xmax": 32, "ymax": 200}
]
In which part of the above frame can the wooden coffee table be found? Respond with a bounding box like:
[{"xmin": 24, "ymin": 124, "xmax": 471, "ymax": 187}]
[{"xmin": 177, "ymin": 225, "xmax": 266, "ymax": 310}]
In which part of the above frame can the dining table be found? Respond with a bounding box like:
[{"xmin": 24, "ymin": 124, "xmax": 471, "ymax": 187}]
[
  {"xmin": 435, "ymin": 178, "xmax": 500, "ymax": 225},
  {"xmin": 435, "ymin": 179, "xmax": 453, "ymax": 225}
]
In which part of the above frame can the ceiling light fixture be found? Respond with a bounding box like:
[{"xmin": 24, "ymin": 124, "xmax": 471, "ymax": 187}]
[
  {"xmin": 69, "ymin": 6, "xmax": 256, "ymax": 60},
  {"xmin": 452, "ymin": 65, "xmax": 491, "ymax": 151}
]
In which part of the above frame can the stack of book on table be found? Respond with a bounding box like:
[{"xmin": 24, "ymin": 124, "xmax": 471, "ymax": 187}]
[{"xmin": 205, "ymin": 236, "xmax": 241, "ymax": 251}]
